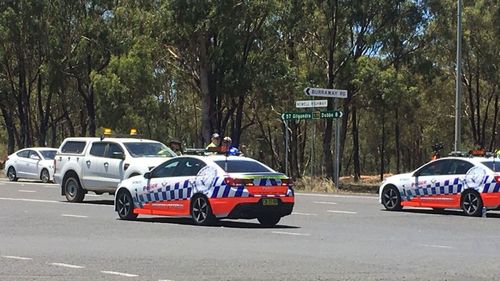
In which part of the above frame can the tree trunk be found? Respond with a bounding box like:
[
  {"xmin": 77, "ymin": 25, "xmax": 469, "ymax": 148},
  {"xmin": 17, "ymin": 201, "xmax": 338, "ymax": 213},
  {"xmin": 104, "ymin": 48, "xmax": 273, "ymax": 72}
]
[
  {"xmin": 352, "ymin": 104, "xmax": 360, "ymax": 181},
  {"xmin": 0, "ymin": 102, "xmax": 16, "ymax": 154},
  {"xmin": 321, "ymin": 0, "xmax": 338, "ymax": 180},
  {"xmin": 489, "ymin": 90, "xmax": 499, "ymax": 151},
  {"xmin": 232, "ymin": 96, "xmax": 245, "ymax": 147},
  {"xmin": 198, "ymin": 33, "xmax": 212, "ymax": 144},
  {"xmin": 395, "ymin": 108, "xmax": 401, "ymax": 173},
  {"xmin": 380, "ymin": 106, "xmax": 386, "ymax": 182}
]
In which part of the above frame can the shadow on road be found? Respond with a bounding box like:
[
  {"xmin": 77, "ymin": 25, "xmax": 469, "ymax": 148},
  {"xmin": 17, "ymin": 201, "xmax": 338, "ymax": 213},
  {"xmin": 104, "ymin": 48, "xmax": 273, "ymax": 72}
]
[
  {"xmin": 132, "ymin": 216, "xmax": 300, "ymax": 229},
  {"xmin": 385, "ymin": 208, "xmax": 500, "ymax": 218},
  {"xmin": 62, "ymin": 200, "xmax": 115, "ymax": 205}
]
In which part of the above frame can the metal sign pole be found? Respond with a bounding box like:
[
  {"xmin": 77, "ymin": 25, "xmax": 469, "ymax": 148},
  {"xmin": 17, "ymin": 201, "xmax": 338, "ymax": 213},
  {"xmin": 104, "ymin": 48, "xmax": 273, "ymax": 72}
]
[
  {"xmin": 285, "ymin": 120, "xmax": 289, "ymax": 175},
  {"xmin": 311, "ymin": 96, "xmax": 315, "ymax": 178},
  {"xmin": 334, "ymin": 99, "xmax": 340, "ymax": 188}
]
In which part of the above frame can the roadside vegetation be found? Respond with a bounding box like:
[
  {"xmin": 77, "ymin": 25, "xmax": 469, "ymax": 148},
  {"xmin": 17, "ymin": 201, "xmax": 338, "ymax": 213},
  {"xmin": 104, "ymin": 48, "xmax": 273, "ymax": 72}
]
[{"xmin": 1, "ymin": 1, "xmax": 499, "ymax": 182}]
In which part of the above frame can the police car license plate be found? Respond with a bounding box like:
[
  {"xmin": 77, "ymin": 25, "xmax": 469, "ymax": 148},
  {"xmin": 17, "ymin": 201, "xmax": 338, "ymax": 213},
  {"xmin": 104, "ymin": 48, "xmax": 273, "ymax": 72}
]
[{"xmin": 262, "ymin": 198, "xmax": 278, "ymax": 206}]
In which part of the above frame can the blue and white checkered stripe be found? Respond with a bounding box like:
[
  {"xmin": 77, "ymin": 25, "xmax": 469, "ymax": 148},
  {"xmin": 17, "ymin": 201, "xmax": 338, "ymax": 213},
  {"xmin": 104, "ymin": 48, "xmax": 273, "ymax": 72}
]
[
  {"xmin": 134, "ymin": 177, "xmax": 295, "ymax": 206},
  {"xmin": 480, "ymin": 176, "xmax": 500, "ymax": 193},
  {"xmin": 134, "ymin": 180, "xmax": 193, "ymax": 206},
  {"xmin": 403, "ymin": 176, "xmax": 500, "ymax": 199}
]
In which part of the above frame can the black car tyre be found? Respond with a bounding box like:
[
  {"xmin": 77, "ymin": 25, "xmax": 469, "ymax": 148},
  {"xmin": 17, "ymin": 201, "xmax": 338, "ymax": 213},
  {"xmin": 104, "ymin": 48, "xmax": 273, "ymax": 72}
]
[
  {"xmin": 7, "ymin": 167, "xmax": 17, "ymax": 182},
  {"xmin": 257, "ymin": 215, "xmax": 281, "ymax": 227},
  {"xmin": 461, "ymin": 190, "xmax": 483, "ymax": 217},
  {"xmin": 116, "ymin": 190, "xmax": 137, "ymax": 220},
  {"xmin": 190, "ymin": 195, "xmax": 215, "ymax": 226},
  {"xmin": 64, "ymin": 175, "xmax": 85, "ymax": 203},
  {"xmin": 381, "ymin": 186, "xmax": 403, "ymax": 211},
  {"xmin": 40, "ymin": 169, "xmax": 50, "ymax": 183}
]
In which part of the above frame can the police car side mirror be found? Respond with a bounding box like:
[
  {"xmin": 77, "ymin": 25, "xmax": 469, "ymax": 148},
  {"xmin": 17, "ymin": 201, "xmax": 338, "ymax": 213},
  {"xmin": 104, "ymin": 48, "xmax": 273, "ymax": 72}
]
[{"xmin": 144, "ymin": 172, "xmax": 151, "ymax": 179}]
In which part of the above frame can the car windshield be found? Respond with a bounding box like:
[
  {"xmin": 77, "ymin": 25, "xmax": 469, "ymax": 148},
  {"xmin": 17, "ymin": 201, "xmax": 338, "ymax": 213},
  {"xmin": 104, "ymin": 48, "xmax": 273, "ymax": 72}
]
[
  {"xmin": 214, "ymin": 160, "xmax": 272, "ymax": 173},
  {"xmin": 481, "ymin": 161, "xmax": 500, "ymax": 172},
  {"xmin": 40, "ymin": 150, "xmax": 57, "ymax": 159},
  {"xmin": 124, "ymin": 142, "xmax": 176, "ymax": 157}
]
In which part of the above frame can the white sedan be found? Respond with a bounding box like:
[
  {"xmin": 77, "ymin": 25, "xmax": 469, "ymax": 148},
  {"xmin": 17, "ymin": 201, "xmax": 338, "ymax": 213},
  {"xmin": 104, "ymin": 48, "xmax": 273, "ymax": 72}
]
[{"xmin": 4, "ymin": 148, "xmax": 58, "ymax": 183}]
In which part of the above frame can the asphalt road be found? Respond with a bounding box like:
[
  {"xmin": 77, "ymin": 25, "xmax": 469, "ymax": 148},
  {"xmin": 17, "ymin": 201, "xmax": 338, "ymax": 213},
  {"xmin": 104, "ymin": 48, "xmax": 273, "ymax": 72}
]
[{"xmin": 1, "ymin": 179, "xmax": 500, "ymax": 281}]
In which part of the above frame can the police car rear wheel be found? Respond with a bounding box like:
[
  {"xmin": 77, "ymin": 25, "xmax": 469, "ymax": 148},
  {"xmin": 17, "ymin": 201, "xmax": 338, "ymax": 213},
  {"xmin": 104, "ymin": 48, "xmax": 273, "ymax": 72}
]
[
  {"xmin": 461, "ymin": 190, "xmax": 483, "ymax": 217},
  {"xmin": 382, "ymin": 186, "xmax": 402, "ymax": 211},
  {"xmin": 191, "ymin": 196, "xmax": 215, "ymax": 226},
  {"xmin": 116, "ymin": 190, "xmax": 137, "ymax": 220},
  {"xmin": 258, "ymin": 215, "xmax": 281, "ymax": 227}
]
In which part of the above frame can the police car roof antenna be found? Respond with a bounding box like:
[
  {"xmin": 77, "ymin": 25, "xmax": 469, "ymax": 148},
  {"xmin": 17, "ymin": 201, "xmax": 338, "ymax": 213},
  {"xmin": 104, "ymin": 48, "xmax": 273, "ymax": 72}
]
[{"xmin": 224, "ymin": 150, "xmax": 229, "ymax": 172}]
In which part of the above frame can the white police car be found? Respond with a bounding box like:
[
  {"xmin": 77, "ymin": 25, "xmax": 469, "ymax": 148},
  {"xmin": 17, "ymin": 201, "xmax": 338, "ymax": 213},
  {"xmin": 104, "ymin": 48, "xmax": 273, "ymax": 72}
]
[{"xmin": 379, "ymin": 156, "xmax": 500, "ymax": 216}]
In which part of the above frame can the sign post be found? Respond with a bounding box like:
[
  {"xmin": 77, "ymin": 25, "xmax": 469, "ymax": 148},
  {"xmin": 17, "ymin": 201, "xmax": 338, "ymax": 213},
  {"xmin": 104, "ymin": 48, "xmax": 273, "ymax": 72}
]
[{"xmin": 302, "ymin": 87, "xmax": 347, "ymax": 189}]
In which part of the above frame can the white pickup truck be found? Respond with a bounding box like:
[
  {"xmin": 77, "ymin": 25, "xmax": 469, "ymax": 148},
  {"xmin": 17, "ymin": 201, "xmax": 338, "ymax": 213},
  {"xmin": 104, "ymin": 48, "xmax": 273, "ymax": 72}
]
[{"xmin": 53, "ymin": 137, "xmax": 176, "ymax": 202}]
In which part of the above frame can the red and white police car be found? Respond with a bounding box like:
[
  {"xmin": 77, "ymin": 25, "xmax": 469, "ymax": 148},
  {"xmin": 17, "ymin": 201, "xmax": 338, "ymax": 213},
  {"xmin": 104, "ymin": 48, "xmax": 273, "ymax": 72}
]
[
  {"xmin": 379, "ymin": 156, "xmax": 500, "ymax": 216},
  {"xmin": 114, "ymin": 155, "xmax": 294, "ymax": 226}
]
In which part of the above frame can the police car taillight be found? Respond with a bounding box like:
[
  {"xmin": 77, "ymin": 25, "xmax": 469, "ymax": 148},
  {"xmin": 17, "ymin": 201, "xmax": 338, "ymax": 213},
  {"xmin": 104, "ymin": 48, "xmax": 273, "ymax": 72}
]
[
  {"xmin": 495, "ymin": 175, "xmax": 500, "ymax": 183},
  {"xmin": 224, "ymin": 177, "xmax": 253, "ymax": 187}
]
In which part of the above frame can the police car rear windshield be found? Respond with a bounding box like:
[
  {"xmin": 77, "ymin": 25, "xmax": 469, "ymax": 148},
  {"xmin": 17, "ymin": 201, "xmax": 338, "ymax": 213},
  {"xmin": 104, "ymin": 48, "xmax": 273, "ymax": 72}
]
[
  {"xmin": 214, "ymin": 160, "xmax": 272, "ymax": 173},
  {"xmin": 124, "ymin": 142, "xmax": 176, "ymax": 157},
  {"xmin": 481, "ymin": 161, "xmax": 500, "ymax": 172}
]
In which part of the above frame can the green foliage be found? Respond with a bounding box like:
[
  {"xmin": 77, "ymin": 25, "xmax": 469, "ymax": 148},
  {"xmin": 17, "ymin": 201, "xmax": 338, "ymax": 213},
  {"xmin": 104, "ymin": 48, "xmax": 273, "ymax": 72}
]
[{"xmin": 0, "ymin": 0, "xmax": 499, "ymax": 178}]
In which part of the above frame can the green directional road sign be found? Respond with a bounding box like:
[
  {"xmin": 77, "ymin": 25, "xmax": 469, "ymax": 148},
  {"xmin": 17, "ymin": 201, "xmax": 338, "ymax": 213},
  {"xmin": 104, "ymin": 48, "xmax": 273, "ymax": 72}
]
[
  {"xmin": 320, "ymin": 110, "xmax": 343, "ymax": 119},
  {"xmin": 282, "ymin": 111, "xmax": 343, "ymax": 120},
  {"xmin": 281, "ymin": 112, "xmax": 313, "ymax": 120}
]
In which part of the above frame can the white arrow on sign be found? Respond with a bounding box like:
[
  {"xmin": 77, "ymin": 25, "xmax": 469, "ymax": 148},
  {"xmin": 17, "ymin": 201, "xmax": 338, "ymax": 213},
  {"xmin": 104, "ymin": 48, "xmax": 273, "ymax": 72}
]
[
  {"xmin": 304, "ymin": 87, "xmax": 348, "ymax": 98},
  {"xmin": 295, "ymin": 100, "xmax": 328, "ymax": 108}
]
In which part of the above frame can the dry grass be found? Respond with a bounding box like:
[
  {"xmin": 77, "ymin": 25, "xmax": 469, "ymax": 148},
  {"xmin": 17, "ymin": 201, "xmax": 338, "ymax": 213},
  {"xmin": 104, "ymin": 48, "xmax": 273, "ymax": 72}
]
[
  {"xmin": 293, "ymin": 174, "xmax": 389, "ymax": 194},
  {"xmin": 293, "ymin": 176, "xmax": 338, "ymax": 193}
]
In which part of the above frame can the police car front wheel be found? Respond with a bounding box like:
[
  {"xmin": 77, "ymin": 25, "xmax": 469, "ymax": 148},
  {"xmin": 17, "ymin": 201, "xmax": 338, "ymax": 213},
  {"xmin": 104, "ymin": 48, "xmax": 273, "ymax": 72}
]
[
  {"xmin": 382, "ymin": 186, "xmax": 402, "ymax": 211},
  {"xmin": 116, "ymin": 190, "xmax": 137, "ymax": 220}
]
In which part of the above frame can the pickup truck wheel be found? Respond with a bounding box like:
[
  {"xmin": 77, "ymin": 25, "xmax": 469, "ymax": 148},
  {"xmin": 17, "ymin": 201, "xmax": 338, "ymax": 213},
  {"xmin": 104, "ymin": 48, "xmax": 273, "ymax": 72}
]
[{"xmin": 64, "ymin": 176, "xmax": 85, "ymax": 203}]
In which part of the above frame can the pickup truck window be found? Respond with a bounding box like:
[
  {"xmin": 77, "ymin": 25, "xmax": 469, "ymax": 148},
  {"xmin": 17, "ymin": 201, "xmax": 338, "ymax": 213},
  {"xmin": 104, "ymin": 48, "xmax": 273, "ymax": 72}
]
[
  {"xmin": 124, "ymin": 142, "xmax": 175, "ymax": 158},
  {"xmin": 90, "ymin": 143, "xmax": 106, "ymax": 157},
  {"xmin": 106, "ymin": 143, "xmax": 125, "ymax": 159},
  {"xmin": 61, "ymin": 141, "xmax": 86, "ymax": 154}
]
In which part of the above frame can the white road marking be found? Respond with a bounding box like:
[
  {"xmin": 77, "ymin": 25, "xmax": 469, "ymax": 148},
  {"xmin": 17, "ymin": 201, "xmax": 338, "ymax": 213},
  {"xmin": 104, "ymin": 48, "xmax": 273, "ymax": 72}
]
[
  {"xmin": 271, "ymin": 231, "xmax": 311, "ymax": 236},
  {"xmin": 2, "ymin": 255, "xmax": 33, "ymax": 260},
  {"xmin": 50, "ymin": 262, "xmax": 85, "ymax": 269},
  {"xmin": 101, "ymin": 271, "xmax": 138, "ymax": 277},
  {"xmin": 86, "ymin": 194, "xmax": 103, "ymax": 197},
  {"xmin": 296, "ymin": 193, "xmax": 377, "ymax": 199},
  {"xmin": 292, "ymin": 212, "xmax": 318, "ymax": 216},
  {"xmin": 18, "ymin": 190, "xmax": 36, "ymax": 193},
  {"xmin": 0, "ymin": 197, "xmax": 61, "ymax": 204},
  {"xmin": 313, "ymin": 201, "xmax": 337, "ymax": 205},
  {"xmin": 158, "ymin": 279, "xmax": 175, "ymax": 281},
  {"xmin": 418, "ymin": 244, "xmax": 454, "ymax": 249},
  {"xmin": 327, "ymin": 210, "xmax": 357, "ymax": 214},
  {"xmin": 0, "ymin": 197, "xmax": 113, "ymax": 207},
  {"xmin": 61, "ymin": 214, "xmax": 88, "ymax": 218}
]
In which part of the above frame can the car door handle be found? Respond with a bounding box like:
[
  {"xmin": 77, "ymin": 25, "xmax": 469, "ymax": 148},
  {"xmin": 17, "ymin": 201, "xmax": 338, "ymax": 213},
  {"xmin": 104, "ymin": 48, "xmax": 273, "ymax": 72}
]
[
  {"xmin": 431, "ymin": 179, "xmax": 437, "ymax": 183},
  {"xmin": 104, "ymin": 162, "xmax": 109, "ymax": 167},
  {"xmin": 86, "ymin": 160, "xmax": 91, "ymax": 165}
]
